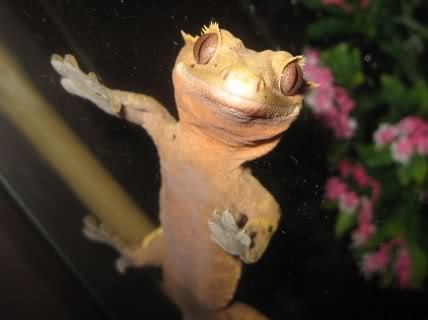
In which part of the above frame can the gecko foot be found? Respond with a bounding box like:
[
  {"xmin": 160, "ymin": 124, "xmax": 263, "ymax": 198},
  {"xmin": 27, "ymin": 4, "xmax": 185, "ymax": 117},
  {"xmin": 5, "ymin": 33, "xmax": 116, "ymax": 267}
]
[
  {"xmin": 208, "ymin": 208, "xmax": 252, "ymax": 262},
  {"xmin": 51, "ymin": 54, "xmax": 121, "ymax": 114},
  {"xmin": 82, "ymin": 215, "xmax": 133, "ymax": 274}
]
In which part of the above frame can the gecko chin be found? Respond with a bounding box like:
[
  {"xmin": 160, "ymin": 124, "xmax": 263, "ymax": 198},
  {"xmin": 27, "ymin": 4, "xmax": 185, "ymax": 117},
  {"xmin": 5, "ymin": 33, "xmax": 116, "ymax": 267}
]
[{"xmin": 174, "ymin": 62, "xmax": 302, "ymax": 122}]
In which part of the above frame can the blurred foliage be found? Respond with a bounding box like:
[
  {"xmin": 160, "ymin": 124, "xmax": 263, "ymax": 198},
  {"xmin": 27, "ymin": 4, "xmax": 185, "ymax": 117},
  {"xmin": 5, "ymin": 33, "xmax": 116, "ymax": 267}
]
[
  {"xmin": 301, "ymin": 0, "xmax": 428, "ymax": 287},
  {"xmin": 335, "ymin": 211, "xmax": 356, "ymax": 238},
  {"xmin": 321, "ymin": 43, "xmax": 364, "ymax": 89}
]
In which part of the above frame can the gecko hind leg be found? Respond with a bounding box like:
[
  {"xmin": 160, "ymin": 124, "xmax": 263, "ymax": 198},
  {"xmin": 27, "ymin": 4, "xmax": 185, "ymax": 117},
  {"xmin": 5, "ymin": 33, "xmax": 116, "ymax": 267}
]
[
  {"xmin": 83, "ymin": 215, "xmax": 164, "ymax": 273},
  {"xmin": 125, "ymin": 225, "xmax": 165, "ymax": 268}
]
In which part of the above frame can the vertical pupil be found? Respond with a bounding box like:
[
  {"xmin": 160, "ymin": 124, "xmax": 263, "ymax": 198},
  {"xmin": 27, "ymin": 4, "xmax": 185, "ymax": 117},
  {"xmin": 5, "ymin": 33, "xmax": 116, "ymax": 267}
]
[
  {"xmin": 281, "ymin": 62, "xmax": 303, "ymax": 95},
  {"xmin": 194, "ymin": 33, "xmax": 217, "ymax": 64}
]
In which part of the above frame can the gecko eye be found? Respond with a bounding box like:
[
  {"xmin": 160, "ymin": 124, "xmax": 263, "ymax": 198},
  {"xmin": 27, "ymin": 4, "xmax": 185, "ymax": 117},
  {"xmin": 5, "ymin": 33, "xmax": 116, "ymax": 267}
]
[
  {"xmin": 280, "ymin": 62, "xmax": 304, "ymax": 96},
  {"xmin": 193, "ymin": 33, "xmax": 218, "ymax": 65}
]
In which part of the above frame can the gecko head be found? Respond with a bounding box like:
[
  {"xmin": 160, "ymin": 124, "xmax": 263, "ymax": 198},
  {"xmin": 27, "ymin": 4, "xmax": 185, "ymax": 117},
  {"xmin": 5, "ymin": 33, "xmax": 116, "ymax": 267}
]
[{"xmin": 173, "ymin": 22, "xmax": 311, "ymax": 152}]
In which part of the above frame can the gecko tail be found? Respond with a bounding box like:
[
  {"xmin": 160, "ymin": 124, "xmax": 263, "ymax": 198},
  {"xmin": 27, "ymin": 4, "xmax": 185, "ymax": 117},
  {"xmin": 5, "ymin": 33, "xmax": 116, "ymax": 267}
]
[{"xmin": 185, "ymin": 302, "xmax": 270, "ymax": 320}]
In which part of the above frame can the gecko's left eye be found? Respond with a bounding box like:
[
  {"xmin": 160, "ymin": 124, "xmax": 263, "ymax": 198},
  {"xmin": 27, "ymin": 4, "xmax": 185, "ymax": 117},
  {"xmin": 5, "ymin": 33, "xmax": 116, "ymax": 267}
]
[
  {"xmin": 193, "ymin": 33, "xmax": 218, "ymax": 65},
  {"xmin": 280, "ymin": 62, "xmax": 304, "ymax": 96}
]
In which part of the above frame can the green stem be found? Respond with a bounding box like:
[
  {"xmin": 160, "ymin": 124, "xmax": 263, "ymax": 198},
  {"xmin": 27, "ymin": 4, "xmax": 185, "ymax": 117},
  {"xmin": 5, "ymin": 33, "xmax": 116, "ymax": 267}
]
[{"xmin": 398, "ymin": 16, "xmax": 428, "ymax": 41}]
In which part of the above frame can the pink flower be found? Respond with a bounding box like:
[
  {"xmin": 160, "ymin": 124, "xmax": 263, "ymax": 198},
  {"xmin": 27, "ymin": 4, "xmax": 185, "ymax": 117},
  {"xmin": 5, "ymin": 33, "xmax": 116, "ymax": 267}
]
[
  {"xmin": 368, "ymin": 177, "xmax": 381, "ymax": 203},
  {"xmin": 310, "ymin": 87, "xmax": 336, "ymax": 113},
  {"xmin": 360, "ymin": 238, "xmax": 413, "ymax": 287},
  {"xmin": 391, "ymin": 137, "xmax": 415, "ymax": 164},
  {"xmin": 362, "ymin": 244, "xmax": 392, "ymax": 276},
  {"xmin": 319, "ymin": 109, "xmax": 357, "ymax": 139},
  {"xmin": 325, "ymin": 161, "xmax": 380, "ymax": 214},
  {"xmin": 335, "ymin": 86, "xmax": 356, "ymax": 113},
  {"xmin": 325, "ymin": 177, "xmax": 348, "ymax": 201},
  {"xmin": 339, "ymin": 190, "xmax": 360, "ymax": 213},
  {"xmin": 304, "ymin": 49, "xmax": 358, "ymax": 140},
  {"xmin": 335, "ymin": 113, "xmax": 358, "ymax": 139},
  {"xmin": 323, "ymin": 0, "xmax": 352, "ymax": 11},
  {"xmin": 352, "ymin": 198, "xmax": 376, "ymax": 246},
  {"xmin": 395, "ymin": 247, "xmax": 413, "ymax": 288},
  {"xmin": 304, "ymin": 49, "xmax": 321, "ymax": 66},
  {"xmin": 374, "ymin": 124, "xmax": 400, "ymax": 147},
  {"xmin": 353, "ymin": 164, "xmax": 370, "ymax": 187},
  {"xmin": 374, "ymin": 116, "xmax": 428, "ymax": 164},
  {"xmin": 338, "ymin": 160, "xmax": 378, "ymax": 191},
  {"xmin": 325, "ymin": 175, "xmax": 360, "ymax": 214},
  {"xmin": 361, "ymin": 239, "xmax": 401, "ymax": 275},
  {"xmin": 360, "ymin": 0, "xmax": 370, "ymax": 8},
  {"xmin": 398, "ymin": 116, "xmax": 427, "ymax": 135},
  {"xmin": 414, "ymin": 130, "xmax": 428, "ymax": 154},
  {"xmin": 338, "ymin": 160, "xmax": 354, "ymax": 177},
  {"xmin": 352, "ymin": 221, "xmax": 376, "ymax": 246},
  {"xmin": 325, "ymin": 162, "xmax": 382, "ymax": 246}
]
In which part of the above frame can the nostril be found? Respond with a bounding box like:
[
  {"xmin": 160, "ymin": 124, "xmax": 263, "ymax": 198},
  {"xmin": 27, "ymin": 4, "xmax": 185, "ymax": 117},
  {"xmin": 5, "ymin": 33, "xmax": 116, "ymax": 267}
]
[
  {"xmin": 256, "ymin": 79, "xmax": 266, "ymax": 92},
  {"xmin": 221, "ymin": 69, "xmax": 229, "ymax": 80}
]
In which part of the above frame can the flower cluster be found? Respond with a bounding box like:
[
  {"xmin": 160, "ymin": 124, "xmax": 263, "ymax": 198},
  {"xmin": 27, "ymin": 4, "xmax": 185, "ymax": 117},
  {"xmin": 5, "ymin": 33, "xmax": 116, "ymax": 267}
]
[
  {"xmin": 374, "ymin": 116, "xmax": 428, "ymax": 164},
  {"xmin": 325, "ymin": 160, "xmax": 380, "ymax": 246},
  {"xmin": 304, "ymin": 49, "xmax": 357, "ymax": 139},
  {"xmin": 323, "ymin": 0, "xmax": 370, "ymax": 12},
  {"xmin": 362, "ymin": 238, "xmax": 413, "ymax": 288}
]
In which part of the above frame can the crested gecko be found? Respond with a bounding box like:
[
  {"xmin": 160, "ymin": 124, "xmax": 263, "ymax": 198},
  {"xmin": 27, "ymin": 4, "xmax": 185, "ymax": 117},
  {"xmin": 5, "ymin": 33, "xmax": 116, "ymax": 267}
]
[{"xmin": 51, "ymin": 22, "xmax": 308, "ymax": 320}]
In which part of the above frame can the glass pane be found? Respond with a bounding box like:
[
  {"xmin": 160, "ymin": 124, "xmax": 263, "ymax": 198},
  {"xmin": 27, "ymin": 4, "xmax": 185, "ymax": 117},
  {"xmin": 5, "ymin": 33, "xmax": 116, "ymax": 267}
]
[{"xmin": 1, "ymin": 1, "xmax": 427, "ymax": 319}]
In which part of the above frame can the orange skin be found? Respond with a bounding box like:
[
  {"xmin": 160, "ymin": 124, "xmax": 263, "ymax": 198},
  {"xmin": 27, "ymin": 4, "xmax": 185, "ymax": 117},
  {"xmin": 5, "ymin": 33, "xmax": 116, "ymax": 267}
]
[{"xmin": 51, "ymin": 22, "xmax": 308, "ymax": 320}]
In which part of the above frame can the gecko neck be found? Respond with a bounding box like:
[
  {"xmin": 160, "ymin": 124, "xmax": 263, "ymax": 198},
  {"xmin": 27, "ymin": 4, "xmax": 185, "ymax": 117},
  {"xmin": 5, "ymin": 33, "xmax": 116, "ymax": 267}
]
[{"xmin": 178, "ymin": 119, "xmax": 281, "ymax": 167}]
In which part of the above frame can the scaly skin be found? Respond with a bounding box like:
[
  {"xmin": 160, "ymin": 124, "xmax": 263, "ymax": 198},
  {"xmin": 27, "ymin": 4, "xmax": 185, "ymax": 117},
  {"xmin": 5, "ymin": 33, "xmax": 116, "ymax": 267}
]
[{"xmin": 51, "ymin": 22, "xmax": 308, "ymax": 320}]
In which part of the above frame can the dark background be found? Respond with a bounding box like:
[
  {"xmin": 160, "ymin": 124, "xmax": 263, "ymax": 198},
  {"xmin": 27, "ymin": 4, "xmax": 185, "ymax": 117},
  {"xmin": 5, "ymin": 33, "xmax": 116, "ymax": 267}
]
[{"xmin": 0, "ymin": 0, "xmax": 427, "ymax": 319}]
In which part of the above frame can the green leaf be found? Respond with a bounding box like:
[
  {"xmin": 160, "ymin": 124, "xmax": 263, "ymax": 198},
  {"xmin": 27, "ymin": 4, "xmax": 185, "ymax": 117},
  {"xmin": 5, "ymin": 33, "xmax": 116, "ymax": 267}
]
[
  {"xmin": 410, "ymin": 245, "xmax": 428, "ymax": 287},
  {"xmin": 411, "ymin": 79, "xmax": 428, "ymax": 117},
  {"xmin": 335, "ymin": 211, "xmax": 357, "ymax": 238},
  {"xmin": 409, "ymin": 155, "xmax": 428, "ymax": 186},
  {"xmin": 398, "ymin": 164, "xmax": 413, "ymax": 186},
  {"xmin": 380, "ymin": 75, "xmax": 409, "ymax": 110},
  {"xmin": 300, "ymin": 0, "xmax": 324, "ymax": 9},
  {"xmin": 321, "ymin": 43, "xmax": 364, "ymax": 89},
  {"xmin": 380, "ymin": 269, "xmax": 395, "ymax": 288},
  {"xmin": 322, "ymin": 201, "xmax": 338, "ymax": 210},
  {"xmin": 356, "ymin": 144, "xmax": 393, "ymax": 168},
  {"xmin": 307, "ymin": 17, "xmax": 351, "ymax": 39},
  {"xmin": 380, "ymin": 220, "xmax": 406, "ymax": 239},
  {"xmin": 398, "ymin": 155, "xmax": 428, "ymax": 186}
]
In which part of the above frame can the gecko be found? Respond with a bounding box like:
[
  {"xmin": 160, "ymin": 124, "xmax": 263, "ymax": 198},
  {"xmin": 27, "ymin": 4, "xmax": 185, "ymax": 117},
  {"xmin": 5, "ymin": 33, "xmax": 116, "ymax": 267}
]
[{"xmin": 51, "ymin": 22, "xmax": 309, "ymax": 320}]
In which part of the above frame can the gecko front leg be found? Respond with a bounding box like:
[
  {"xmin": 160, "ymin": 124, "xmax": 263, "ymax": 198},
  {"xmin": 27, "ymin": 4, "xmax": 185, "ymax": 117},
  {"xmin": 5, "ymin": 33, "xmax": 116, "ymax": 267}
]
[
  {"xmin": 209, "ymin": 206, "xmax": 278, "ymax": 264},
  {"xmin": 51, "ymin": 54, "xmax": 121, "ymax": 115},
  {"xmin": 51, "ymin": 54, "xmax": 177, "ymax": 149},
  {"xmin": 208, "ymin": 209, "xmax": 252, "ymax": 262}
]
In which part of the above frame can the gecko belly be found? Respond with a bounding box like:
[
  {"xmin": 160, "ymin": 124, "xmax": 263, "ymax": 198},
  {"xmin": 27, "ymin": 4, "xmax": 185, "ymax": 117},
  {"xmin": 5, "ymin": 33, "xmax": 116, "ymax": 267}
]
[{"xmin": 158, "ymin": 164, "xmax": 242, "ymax": 311}]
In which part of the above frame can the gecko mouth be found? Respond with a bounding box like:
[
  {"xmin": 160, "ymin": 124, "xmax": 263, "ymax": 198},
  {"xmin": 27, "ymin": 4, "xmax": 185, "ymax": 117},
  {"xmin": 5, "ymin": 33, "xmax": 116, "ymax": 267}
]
[{"xmin": 174, "ymin": 62, "xmax": 302, "ymax": 121}]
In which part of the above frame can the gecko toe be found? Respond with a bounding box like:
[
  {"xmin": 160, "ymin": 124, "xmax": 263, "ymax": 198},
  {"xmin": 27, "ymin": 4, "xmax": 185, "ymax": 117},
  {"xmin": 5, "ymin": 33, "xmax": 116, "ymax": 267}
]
[
  {"xmin": 50, "ymin": 54, "xmax": 64, "ymax": 72},
  {"xmin": 64, "ymin": 54, "xmax": 79, "ymax": 68},
  {"xmin": 209, "ymin": 208, "xmax": 252, "ymax": 259}
]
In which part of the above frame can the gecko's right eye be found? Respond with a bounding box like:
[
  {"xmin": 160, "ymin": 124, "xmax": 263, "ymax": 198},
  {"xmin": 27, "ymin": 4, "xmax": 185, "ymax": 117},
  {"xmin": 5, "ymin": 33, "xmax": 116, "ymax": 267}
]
[
  {"xmin": 280, "ymin": 62, "xmax": 304, "ymax": 96},
  {"xmin": 193, "ymin": 33, "xmax": 218, "ymax": 65}
]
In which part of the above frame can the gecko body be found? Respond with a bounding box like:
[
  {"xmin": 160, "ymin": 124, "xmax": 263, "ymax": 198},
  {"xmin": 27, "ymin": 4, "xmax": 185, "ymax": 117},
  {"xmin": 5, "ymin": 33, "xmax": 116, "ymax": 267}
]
[{"xmin": 52, "ymin": 22, "xmax": 308, "ymax": 320}]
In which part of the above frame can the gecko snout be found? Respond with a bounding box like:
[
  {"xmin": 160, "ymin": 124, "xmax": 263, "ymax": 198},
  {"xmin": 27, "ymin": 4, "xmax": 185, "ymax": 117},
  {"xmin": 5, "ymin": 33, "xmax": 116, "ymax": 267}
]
[{"xmin": 222, "ymin": 69, "xmax": 266, "ymax": 97}]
